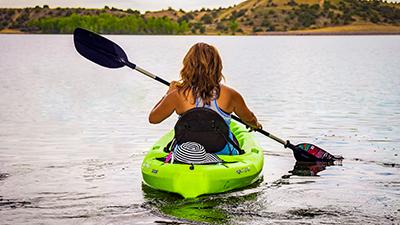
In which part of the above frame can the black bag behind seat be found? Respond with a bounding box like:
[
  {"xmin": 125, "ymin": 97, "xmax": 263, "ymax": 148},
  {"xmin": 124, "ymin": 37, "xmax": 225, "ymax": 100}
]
[{"xmin": 174, "ymin": 107, "xmax": 242, "ymax": 154}]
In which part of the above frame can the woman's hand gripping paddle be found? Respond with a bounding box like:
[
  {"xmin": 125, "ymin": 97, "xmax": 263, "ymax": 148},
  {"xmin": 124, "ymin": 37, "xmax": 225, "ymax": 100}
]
[{"xmin": 73, "ymin": 27, "xmax": 343, "ymax": 162}]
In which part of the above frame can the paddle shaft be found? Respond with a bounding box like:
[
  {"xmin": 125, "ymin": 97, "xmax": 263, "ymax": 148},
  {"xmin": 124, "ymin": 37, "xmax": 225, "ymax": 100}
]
[
  {"xmin": 124, "ymin": 60, "xmax": 293, "ymax": 149},
  {"xmin": 125, "ymin": 61, "xmax": 170, "ymax": 86},
  {"xmin": 230, "ymin": 115, "xmax": 292, "ymax": 147}
]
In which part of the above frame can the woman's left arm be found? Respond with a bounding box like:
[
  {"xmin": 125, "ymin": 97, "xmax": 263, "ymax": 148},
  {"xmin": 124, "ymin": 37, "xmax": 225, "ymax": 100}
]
[{"xmin": 148, "ymin": 82, "xmax": 178, "ymax": 124}]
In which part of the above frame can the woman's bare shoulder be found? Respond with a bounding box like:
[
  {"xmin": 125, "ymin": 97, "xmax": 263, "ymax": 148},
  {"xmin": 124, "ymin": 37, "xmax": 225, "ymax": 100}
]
[
  {"xmin": 220, "ymin": 84, "xmax": 240, "ymax": 98},
  {"xmin": 169, "ymin": 89, "xmax": 186, "ymax": 106}
]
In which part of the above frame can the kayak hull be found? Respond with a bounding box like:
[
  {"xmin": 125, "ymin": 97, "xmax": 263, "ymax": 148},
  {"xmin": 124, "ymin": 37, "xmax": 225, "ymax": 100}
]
[{"xmin": 141, "ymin": 121, "xmax": 264, "ymax": 198}]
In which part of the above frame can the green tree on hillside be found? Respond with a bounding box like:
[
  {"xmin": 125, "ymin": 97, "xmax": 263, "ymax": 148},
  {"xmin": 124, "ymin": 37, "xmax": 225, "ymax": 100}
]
[
  {"xmin": 28, "ymin": 13, "xmax": 189, "ymax": 34},
  {"xmin": 229, "ymin": 20, "xmax": 239, "ymax": 34}
]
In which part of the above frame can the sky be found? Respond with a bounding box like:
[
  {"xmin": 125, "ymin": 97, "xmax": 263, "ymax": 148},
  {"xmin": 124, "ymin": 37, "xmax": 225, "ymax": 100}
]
[{"xmin": 0, "ymin": 0, "xmax": 246, "ymax": 11}]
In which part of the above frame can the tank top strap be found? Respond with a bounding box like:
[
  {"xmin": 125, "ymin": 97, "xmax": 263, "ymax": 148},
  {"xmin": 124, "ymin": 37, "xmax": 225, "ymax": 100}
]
[
  {"xmin": 195, "ymin": 96, "xmax": 231, "ymax": 125},
  {"xmin": 213, "ymin": 99, "xmax": 230, "ymax": 118}
]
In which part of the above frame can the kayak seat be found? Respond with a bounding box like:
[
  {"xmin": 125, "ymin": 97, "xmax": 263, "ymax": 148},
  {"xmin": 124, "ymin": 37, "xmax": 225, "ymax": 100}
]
[{"xmin": 164, "ymin": 107, "xmax": 244, "ymax": 155}]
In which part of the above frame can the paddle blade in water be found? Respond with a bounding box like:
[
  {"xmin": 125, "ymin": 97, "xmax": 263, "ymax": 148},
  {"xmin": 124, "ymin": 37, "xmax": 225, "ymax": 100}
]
[
  {"xmin": 293, "ymin": 143, "xmax": 343, "ymax": 162},
  {"xmin": 73, "ymin": 28, "xmax": 128, "ymax": 68}
]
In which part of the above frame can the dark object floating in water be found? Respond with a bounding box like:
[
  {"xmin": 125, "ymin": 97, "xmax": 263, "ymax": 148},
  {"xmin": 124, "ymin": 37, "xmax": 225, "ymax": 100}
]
[{"xmin": 0, "ymin": 173, "xmax": 10, "ymax": 181}]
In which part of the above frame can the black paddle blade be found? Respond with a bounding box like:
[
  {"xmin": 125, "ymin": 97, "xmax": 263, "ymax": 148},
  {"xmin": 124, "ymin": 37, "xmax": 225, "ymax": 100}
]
[
  {"xmin": 293, "ymin": 143, "xmax": 343, "ymax": 162},
  {"xmin": 73, "ymin": 28, "xmax": 128, "ymax": 68}
]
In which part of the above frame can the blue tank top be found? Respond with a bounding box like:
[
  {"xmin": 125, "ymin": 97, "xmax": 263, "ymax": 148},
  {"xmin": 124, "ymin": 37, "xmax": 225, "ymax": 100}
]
[
  {"xmin": 195, "ymin": 97, "xmax": 231, "ymax": 125},
  {"xmin": 195, "ymin": 97, "xmax": 239, "ymax": 155}
]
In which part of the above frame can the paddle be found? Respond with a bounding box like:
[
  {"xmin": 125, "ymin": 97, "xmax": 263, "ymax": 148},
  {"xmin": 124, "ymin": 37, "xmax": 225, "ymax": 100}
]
[{"xmin": 73, "ymin": 27, "xmax": 343, "ymax": 162}]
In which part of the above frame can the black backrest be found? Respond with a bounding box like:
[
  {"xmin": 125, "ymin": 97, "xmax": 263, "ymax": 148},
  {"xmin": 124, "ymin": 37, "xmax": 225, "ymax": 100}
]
[{"xmin": 174, "ymin": 108, "xmax": 229, "ymax": 153}]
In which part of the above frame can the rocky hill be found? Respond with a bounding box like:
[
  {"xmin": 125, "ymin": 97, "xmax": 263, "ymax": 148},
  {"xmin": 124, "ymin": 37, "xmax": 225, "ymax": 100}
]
[{"xmin": 1, "ymin": 0, "xmax": 400, "ymax": 34}]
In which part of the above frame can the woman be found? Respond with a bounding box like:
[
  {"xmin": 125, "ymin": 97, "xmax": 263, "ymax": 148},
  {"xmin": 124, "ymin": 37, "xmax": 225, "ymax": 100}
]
[{"xmin": 149, "ymin": 42, "xmax": 262, "ymax": 155}]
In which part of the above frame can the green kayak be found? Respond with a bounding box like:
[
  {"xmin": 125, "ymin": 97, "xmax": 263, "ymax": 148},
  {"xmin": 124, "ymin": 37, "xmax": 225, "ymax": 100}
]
[{"xmin": 141, "ymin": 121, "xmax": 264, "ymax": 198}]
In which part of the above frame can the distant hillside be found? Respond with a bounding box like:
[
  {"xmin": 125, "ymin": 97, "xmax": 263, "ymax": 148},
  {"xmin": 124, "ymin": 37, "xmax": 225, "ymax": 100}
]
[{"xmin": 1, "ymin": 0, "xmax": 400, "ymax": 34}]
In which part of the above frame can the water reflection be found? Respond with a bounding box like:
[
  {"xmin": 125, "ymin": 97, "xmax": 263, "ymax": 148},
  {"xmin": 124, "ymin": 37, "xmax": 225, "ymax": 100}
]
[
  {"xmin": 141, "ymin": 180, "xmax": 262, "ymax": 224},
  {"xmin": 142, "ymin": 184, "xmax": 228, "ymax": 224},
  {"xmin": 288, "ymin": 161, "xmax": 341, "ymax": 177}
]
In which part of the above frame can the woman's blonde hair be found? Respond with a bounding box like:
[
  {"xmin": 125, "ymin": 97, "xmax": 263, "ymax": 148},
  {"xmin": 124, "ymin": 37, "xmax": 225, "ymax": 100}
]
[{"xmin": 177, "ymin": 42, "xmax": 224, "ymax": 104}]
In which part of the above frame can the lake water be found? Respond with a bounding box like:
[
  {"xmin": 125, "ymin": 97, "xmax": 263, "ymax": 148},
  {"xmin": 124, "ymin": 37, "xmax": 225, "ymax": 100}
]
[{"xmin": 0, "ymin": 34, "xmax": 399, "ymax": 224}]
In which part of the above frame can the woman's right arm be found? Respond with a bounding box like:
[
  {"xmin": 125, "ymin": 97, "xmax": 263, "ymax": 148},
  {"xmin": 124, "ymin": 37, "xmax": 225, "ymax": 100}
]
[
  {"xmin": 148, "ymin": 81, "xmax": 179, "ymax": 124},
  {"xmin": 231, "ymin": 89, "xmax": 262, "ymax": 129}
]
